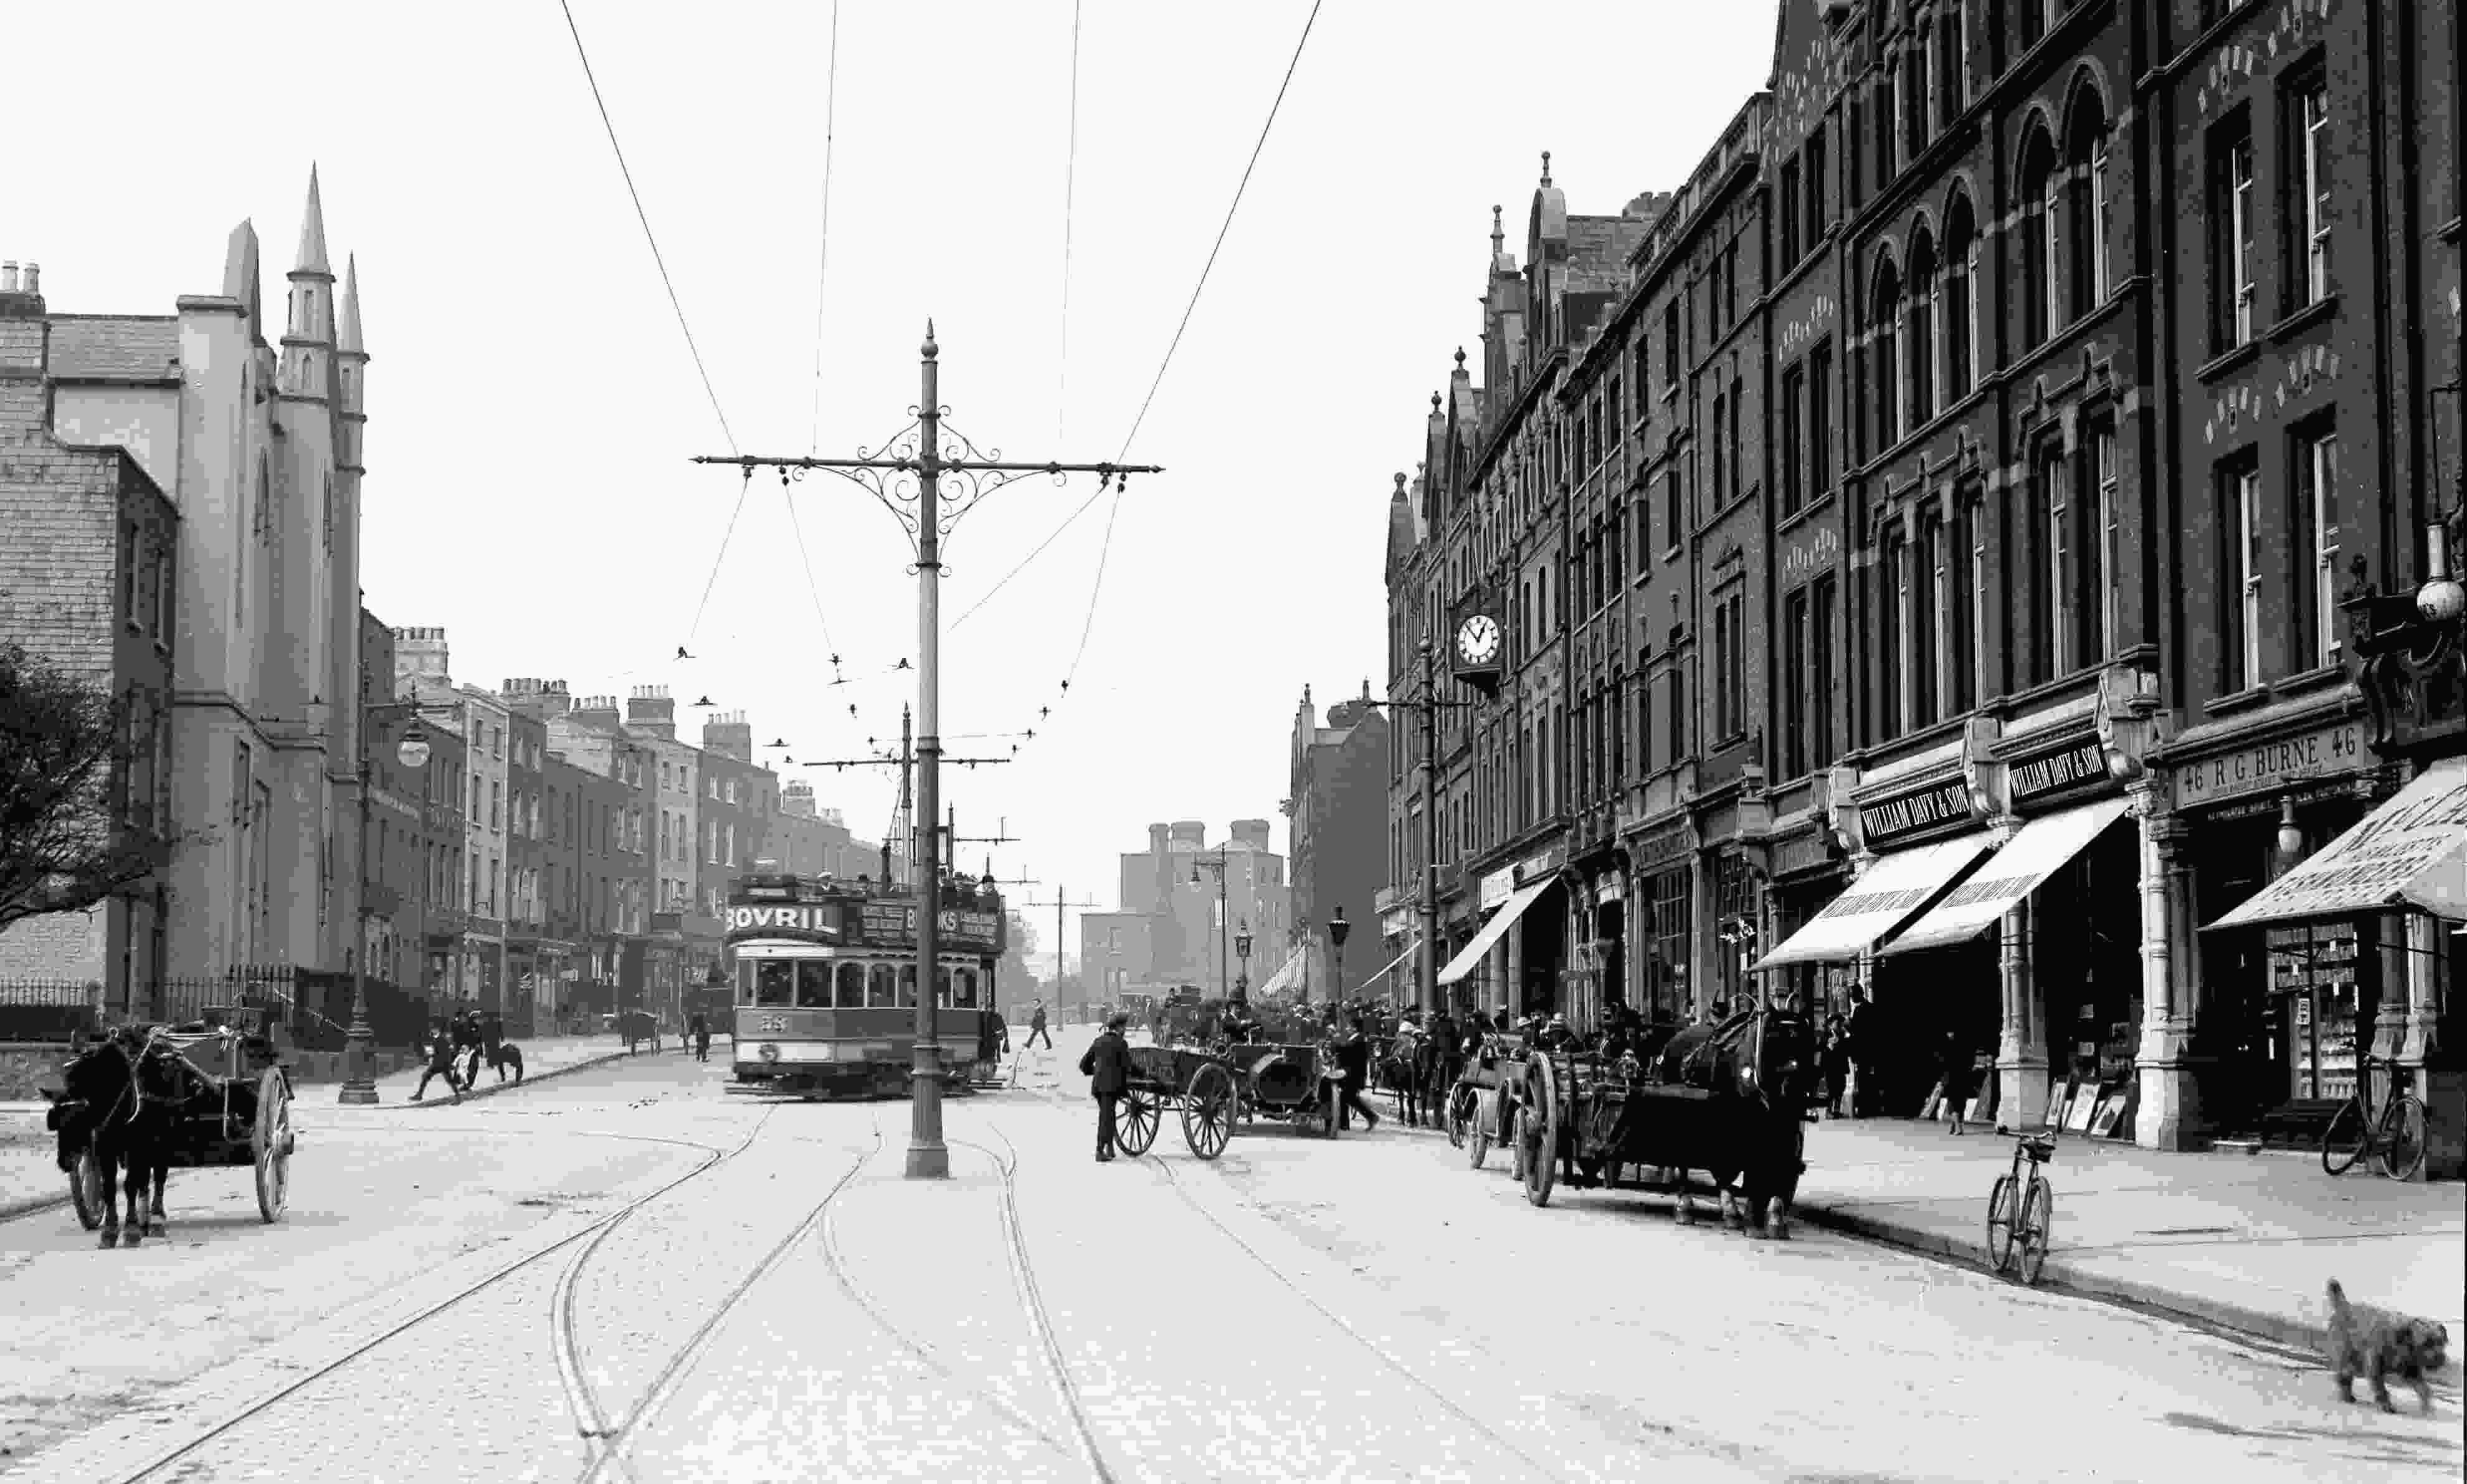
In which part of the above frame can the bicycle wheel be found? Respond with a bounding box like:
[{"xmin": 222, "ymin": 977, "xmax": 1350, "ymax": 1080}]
[
  {"xmin": 2320, "ymin": 1097, "xmax": 2370, "ymax": 1176},
  {"xmin": 2374, "ymin": 1095, "xmax": 2427, "ymax": 1182},
  {"xmin": 2017, "ymin": 1176, "xmax": 2054, "ymax": 1287},
  {"xmin": 1985, "ymin": 1174, "xmax": 2018, "ymax": 1273}
]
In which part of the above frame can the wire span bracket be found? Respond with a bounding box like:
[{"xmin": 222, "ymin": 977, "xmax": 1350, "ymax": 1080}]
[{"xmin": 694, "ymin": 445, "xmax": 1161, "ymax": 557}]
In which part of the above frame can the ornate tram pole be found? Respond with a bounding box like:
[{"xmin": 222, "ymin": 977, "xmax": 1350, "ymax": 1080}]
[{"xmin": 695, "ymin": 324, "xmax": 1161, "ymax": 1179}]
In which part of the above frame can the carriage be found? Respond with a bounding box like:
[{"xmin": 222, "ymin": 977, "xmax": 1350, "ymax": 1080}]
[
  {"xmin": 53, "ymin": 1008, "xmax": 297, "ymax": 1232},
  {"xmin": 1498, "ymin": 1011, "xmax": 1815, "ymax": 1236},
  {"xmin": 1110, "ymin": 1039, "xmax": 1346, "ymax": 1159},
  {"xmin": 1448, "ymin": 1032, "xmax": 1532, "ymax": 1165}
]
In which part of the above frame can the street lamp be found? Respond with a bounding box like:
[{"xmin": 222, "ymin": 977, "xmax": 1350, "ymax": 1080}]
[
  {"xmin": 340, "ymin": 705, "xmax": 434, "ymax": 1106},
  {"xmin": 1234, "ymin": 918, "xmax": 1253, "ymax": 1007},
  {"xmin": 1326, "ymin": 905, "xmax": 1351, "ymax": 1009},
  {"xmin": 1192, "ymin": 849, "xmax": 1234, "ymax": 1004}
]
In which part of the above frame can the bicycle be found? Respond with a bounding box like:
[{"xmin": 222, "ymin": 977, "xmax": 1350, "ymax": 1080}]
[
  {"xmin": 2320, "ymin": 1055, "xmax": 2427, "ymax": 1181},
  {"xmin": 1985, "ymin": 1131, "xmax": 2057, "ymax": 1286}
]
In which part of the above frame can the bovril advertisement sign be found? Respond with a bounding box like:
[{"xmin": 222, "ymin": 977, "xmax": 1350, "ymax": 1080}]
[{"xmin": 725, "ymin": 904, "xmax": 840, "ymax": 938}]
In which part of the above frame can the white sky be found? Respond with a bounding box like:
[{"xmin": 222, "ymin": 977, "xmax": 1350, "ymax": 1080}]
[{"xmin": 17, "ymin": 1, "xmax": 1773, "ymax": 971}]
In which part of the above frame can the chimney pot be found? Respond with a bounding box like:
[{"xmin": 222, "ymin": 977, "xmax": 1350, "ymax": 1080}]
[
  {"xmin": 1, "ymin": 263, "xmax": 16, "ymax": 292},
  {"xmin": 25, "ymin": 265, "xmax": 37, "ymax": 295}
]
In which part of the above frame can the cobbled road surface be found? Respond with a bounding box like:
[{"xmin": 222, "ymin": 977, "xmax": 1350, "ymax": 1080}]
[{"xmin": 2, "ymin": 1050, "xmax": 2454, "ymax": 1483}]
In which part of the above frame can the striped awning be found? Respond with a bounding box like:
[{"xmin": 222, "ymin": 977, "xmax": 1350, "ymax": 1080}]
[{"xmin": 1252, "ymin": 945, "xmax": 1310, "ymax": 999}]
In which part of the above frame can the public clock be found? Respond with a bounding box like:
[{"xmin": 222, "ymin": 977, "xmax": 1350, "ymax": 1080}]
[{"xmin": 1456, "ymin": 613, "xmax": 1503, "ymax": 668}]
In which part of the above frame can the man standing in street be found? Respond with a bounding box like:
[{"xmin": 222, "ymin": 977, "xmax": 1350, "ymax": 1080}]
[
  {"xmin": 1024, "ymin": 1000, "xmax": 1053, "ymax": 1052},
  {"xmin": 1078, "ymin": 1011, "xmax": 1133, "ymax": 1162},
  {"xmin": 1845, "ymin": 987, "xmax": 1877, "ymax": 1118}
]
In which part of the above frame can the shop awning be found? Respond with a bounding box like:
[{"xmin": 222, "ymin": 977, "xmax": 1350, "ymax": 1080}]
[
  {"xmin": 1252, "ymin": 945, "xmax": 1309, "ymax": 999},
  {"xmin": 1437, "ymin": 877, "xmax": 1554, "ymax": 985},
  {"xmin": 1356, "ymin": 939, "xmax": 1417, "ymax": 994},
  {"xmin": 1750, "ymin": 832, "xmax": 1997, "ymax": 971},
  {"xmin": 2207, "ymin": 757, "xmax": 2467, "ymax": 930},
  {"xmin": 1875, "ymin": 797, "xmax": 2134, "ymax": 957}
]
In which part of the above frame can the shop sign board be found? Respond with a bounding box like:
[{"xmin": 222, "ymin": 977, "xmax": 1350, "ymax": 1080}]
[
  {"xmin": 1478, "ymin": 867, "xmax": 1517, "ymax": 911},
  {"xmin": 2008, "ymin": 738, "xmax": 2111, "ymax": 807},
  {"xmin": 2209, "ymin": 757, "xmax": 2467, "ymax": 926},
  {"xmin": 1515, "ymin": 845, "xmax": 1566, "ymax": 886},
  {"xmin": 1636, "ymin": 825, "xmax": 1693, "ymax": 870},
  {"xmin": 2171, "ymin": 720, "xmax": 2366, "ymax": 808},
  {"xmin": 1858, "ymin": 779, "xmax": 1975, "ymax": 849}
]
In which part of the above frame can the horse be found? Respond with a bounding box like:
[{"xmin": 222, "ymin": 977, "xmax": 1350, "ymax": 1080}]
[
  {"xmin": 1605, "ymin": 1007, "xmax": 1815, "ymax": 1238},
  {"xmin": 42, "ymin": 1026, "xmax": 196, "ymax": 1249}
]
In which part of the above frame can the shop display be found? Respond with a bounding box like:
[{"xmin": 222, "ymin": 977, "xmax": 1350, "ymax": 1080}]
[{"xmin": 2269, "ymin": 922, "xmax": 2362, "ymax": 1101}]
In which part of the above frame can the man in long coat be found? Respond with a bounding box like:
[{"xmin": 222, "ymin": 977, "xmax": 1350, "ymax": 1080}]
[{"xmin": 1078, "ymin": 1011, "xmax": 1134, "ymax": 1162}]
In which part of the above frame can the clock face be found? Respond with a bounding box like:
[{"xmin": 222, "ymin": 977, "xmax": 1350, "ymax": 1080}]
[{"xmin": 1456, "ymin": 613, "xmax": 1502, "ymax": 668}]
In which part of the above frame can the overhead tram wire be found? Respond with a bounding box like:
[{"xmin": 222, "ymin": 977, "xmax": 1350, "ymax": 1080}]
[
  {"xmin": 558, "ymin": 0, "xmax": 747, "ymax": 655},
  {"xmin": 1057, "ymin": 0, "xmax": 1083, "ymax": 444},
  {"xmin": 810, "ymin": 0, "xmax": 842, "ymax": 459},
  {"xmin": 950, "ymin": 0, "xmax": 1324, "ymax": 692}
]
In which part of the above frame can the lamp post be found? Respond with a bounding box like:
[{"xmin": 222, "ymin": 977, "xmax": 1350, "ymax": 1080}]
[
  {"xmin": 1326, "ymin": 905, "xmax": 1351, "ymax": 1009},
  {"xmin": 341, "ymin": 703, "xmax": 434, "ymax": 1105},
  {"xmin": 1234, "ymin": 919, "xmax": 1253, "ymax": 1008},
  {"xmin": 1192, "ymin": 848, "xmax": 1234, "ymax": 1004}
]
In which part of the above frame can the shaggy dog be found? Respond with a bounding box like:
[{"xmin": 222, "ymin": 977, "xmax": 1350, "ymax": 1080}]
[
  {"xmin": 2326, "ymin": 1278, "xmax": 2450, "ymax": 1414},
  {"xmin": 487, "ymin": 1042, "xmax": 526, "ymax": 1085}
]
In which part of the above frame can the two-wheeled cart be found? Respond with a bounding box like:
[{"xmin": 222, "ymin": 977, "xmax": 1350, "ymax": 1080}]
[{"xmin": 1112, "ymin": 1040, "xmax": 1346, "ymax": 1159}]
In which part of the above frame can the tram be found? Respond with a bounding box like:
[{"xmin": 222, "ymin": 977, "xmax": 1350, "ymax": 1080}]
[{"xmin": 723, "ymin": 872, "xmax": 1005, "ymax": 1098}]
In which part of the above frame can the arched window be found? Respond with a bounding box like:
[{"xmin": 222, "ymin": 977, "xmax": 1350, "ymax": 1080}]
[
  {"xmin": 868, "ymin": 963, "xmax": 897, "ymax": 1007},
  {"xmin": 2020, "ymin": 125, "xmax": 2060, "ymax": 346},
  {"xmin": 2065, "ymin": 84, "xmax": 2112, "ymax": 314},
  {"xmin": 1909, "ymin": 227, "xmax": 1939, "ymax": 426},
  {"xmin": 1871, "ymin": 254, "xmax": 1903, "ymax": 449},
  {"xmin": 1946, "ymin": 193, "xmax": 1979, "ymax": 397}
]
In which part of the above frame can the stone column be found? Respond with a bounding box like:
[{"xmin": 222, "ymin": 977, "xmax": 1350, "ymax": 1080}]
[
  {"xmin": 1693, "ymin": 852, "xmax": 1718, "ymax": 1019},
  {"xmin": 1999, "ymin": 899, "xmax": 2049, "ymax": 1126},
  {"xmin": 1504, "ymin": 914, "xmax": 1524, "ymax": 1020},
  {"xmin": 2134, "ymin": 796, "xmax": 2198, "ymax": 1148},
  {"xmin": 2401, "ymin": 911, "xmax": 2446, "ymax": 1066},
  {"xmin": 2373, "ymin": 911, "xmax": 2414, "ymax": 1063}
]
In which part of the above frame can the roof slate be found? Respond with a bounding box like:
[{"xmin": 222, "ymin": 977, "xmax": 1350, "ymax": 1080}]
[{"xmin": 47, "ymin": 316, "xmax": 181, "ymax": 382}]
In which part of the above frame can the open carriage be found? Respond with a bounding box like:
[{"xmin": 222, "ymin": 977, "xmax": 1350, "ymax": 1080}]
[
  {"xmin": 55, "ymin": 1007, "xmax": 297, "ymax": 1230},
  {"xmin": 1449, "ymin": 1032, "xmax": 1531, "ymax": 1165},
  {"xmin": 1500, "ymin": 1011, "xmax": 1816, "ymax": 1236},
  {"xmin": 1111, "ymin": 1039, "xmax": 1346, "ymax": 1159}
]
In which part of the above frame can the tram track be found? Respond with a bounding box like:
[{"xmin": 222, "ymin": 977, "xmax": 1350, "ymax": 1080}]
[
  {"xmin": 997, "ymin": 1075, "xmax": 1575, "ymax": 1483},
  {"xmin": 78, "ymin": 1110, "xmax": 780, "ymax": 1484}
]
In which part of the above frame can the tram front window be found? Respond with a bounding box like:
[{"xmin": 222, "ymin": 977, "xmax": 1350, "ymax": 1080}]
[
  {"xmin": 795, "ymin": 961, "xmax": 832, "ymax": 1009},
  {"xmin": 868, "ymin": 964, "xmax": 896, "ymax": 1008},
  {"xmin": 736, "ymin": 961, "xmax": 759, "ymax": 1006},
  {"xmin": 955, "ymin": 967, "xmax": 978, "ymax": 1008},
  {"xmin": 835, "ymin": 962, "xmax": 867, "ymax": 1009},
  {"xmin": 754, "ymin": 961, "xmax": 796, "ymax": 1008},
  {"xmin": 898, "ymin": 966, "xmax": 918, "ymax": 1008}
]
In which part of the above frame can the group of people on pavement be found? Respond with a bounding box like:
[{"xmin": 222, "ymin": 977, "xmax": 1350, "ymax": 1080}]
[{"xmin": 413, "ymin": 1007, "xmax": 506, "ymax": 1102}]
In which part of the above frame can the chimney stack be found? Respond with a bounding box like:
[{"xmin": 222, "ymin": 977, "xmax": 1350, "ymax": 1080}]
[
  {"xmin": 1, "ymin": 264, "xmax": 15, "ymax": 292},
  {"xmin": 22, "ymin": 265, "xmax": 36, "ymax": 296},
  {"xmin": 701, "ymin": 708, "xmax": 754, "ymax": 762},
  {"xmin": 625, "ymin": 685, "xmax": 677, "ymax": 739}
]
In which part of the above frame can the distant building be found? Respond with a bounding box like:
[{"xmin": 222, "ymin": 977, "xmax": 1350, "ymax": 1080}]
[
  {"xmin": 1082, "ymin": 820, "xmax": 1289, "ymax": 1001},
  {"xmin": 1285, "ymin": 684, "xmax": 1392, "ymax": 1006}
]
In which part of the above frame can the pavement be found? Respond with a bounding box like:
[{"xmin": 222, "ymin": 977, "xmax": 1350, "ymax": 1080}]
[
  {"xmin": 0, "ymin": 1032, "xmax": 687, "ymax": 1223},
  {"xmin": 1787, "ymin": 1115, "xmax": 2466, "ymax": 1354}
]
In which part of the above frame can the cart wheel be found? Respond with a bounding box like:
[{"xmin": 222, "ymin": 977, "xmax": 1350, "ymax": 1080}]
[
  {"xmin": 69, "ymin": 1144, "xmax": 103, "ymax": 1232},
  {"xmin": 252, "ymin": 1067, "xmax": 291, "ymax": 1223},
  {"xmin": 1182, "ymin": 1063, "xmax": 1236, "ymax": 1160},
  {"xmin": 1118, "ymin": 1091, "xmax": 1160, "ymax": 1157},
  {"xmin": 1522, "ymin": 1057, "xmax": 1559, "ymax": 1208},
  {"xmin": 1467, "ymin": 1090, "xmax": 1493, "ymax": 1169},
  {"xmin": 1445, "ymin": 1083, "xmax": 1474, "ymax": 1149}
]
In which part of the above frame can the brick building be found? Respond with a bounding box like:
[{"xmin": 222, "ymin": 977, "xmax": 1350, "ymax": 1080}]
[
  {"xmin": 0, "ymin": 261, "xmax": 179, "ymax": 1006},
  {"xmin": 1386, "ymin": 0, "xmax": 2460, "ymax": 1151},
  {"xmin": 1284, "ymin": 684, "xmax": 1390, "ymax": 1006}
]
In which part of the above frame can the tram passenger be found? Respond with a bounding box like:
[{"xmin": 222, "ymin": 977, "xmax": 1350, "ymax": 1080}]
[{"xmin": 1079, "ymin": 1011, "xmax": 1134, "ymax": 1163}]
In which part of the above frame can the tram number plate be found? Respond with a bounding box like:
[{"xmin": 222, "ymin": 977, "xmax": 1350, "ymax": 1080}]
[{"xmin": 756, "ymin": 1015, "xmax": 787, "ymax": 1034}]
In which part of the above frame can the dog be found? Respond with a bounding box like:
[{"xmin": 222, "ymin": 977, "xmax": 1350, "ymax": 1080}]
[
  {"xmin": 487, "ymin": 1042, "xmax": 526, "ymax": 1086},
  {"xmin": 2326, "ymin": 1278, "xmax": 2449, "ymax": 1414}
]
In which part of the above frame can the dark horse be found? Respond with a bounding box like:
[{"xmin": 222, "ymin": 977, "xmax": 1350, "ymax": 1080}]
[
  {"xmin": 1591, "ymin": 1007, "xmax": 1817, "ymax": 1239},
  {"xmin": 42, "ymin": 1027, "xmax": 199, "ymax": 1249}
]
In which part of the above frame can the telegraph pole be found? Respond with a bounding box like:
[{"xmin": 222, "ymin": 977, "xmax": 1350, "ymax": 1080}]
[
  {"xmin": 1025, "ymin": 887, "xmax": 1101, "ymax": 1021},
  {"xmin": 696, "ymin": 324, "xmax": 1162, "ymax": 1179}
]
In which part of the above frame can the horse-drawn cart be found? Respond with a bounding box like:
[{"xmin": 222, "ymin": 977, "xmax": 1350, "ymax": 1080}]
[
  {"xmin": 1501, "ymin": 1011, "xmax": 1815, "ymax": 1237},
  {"xmin": 1449, "ymin": 1033, "xmax": 1530, "ymax": 1168},
  {"xmin": 1113, "ymin": 1039, "xmax": 1345, "ymax": 1159},
  {"xmin": 55, "ymin": 1009, "xmax": 297, "ymax": 1236}
]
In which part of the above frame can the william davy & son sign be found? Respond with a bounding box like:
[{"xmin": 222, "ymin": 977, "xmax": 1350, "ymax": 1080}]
[{"xmin": 1859, "ymin": 779, "xmax": 1975, "ymax": 847}]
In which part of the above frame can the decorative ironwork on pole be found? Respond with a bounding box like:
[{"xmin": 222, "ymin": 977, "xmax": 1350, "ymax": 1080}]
[{"xmin": 693, "ymin": 323, "xmax": 1161, "ymax": 1181}]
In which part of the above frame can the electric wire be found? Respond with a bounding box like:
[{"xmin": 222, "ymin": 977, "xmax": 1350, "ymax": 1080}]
[
  {"xmin": 1056, "ymin": 0, "xmax": 1083, "ymax": 444},
  {"xmin": 809, "ymin": 0, "xmax": 842, "ymax": 458},
  {"xmin": 557, "ymin": 0, "xmax": 744, "ymax": 653}
]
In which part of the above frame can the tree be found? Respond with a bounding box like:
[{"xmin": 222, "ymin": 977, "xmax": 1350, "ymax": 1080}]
[{"xmin": 0, "ymin": 644, "xmax": 167, "ymax": 933}]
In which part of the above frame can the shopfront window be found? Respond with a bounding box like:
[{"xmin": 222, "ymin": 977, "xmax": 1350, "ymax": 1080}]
[
  {"xmin": 1716, "ymin": 855, "xmax": 1756, "ymax": 1012},
  {"xmin": 1648, "ymin": 869, "xmax": 1691, "ymax": 1026},
  {"xmin": 2269, "ymin": 921, "xmax": 2362, "ymax": 1102}
]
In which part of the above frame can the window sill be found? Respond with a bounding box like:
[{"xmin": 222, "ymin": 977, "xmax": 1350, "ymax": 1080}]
[
  {"xmin": 2202, "ymin": 685, "xmax": 2273, "ymax": 720},
  {"xmin": 2267, "ymin": 295, "xmax": 2338, "ymax": 345},
  {"xmin": 2271, "ymin": 663, "xmax": 2351, "ymax": 700},
  {"xmin": 2195, "ymin": 339, "xmax": 2262, "ymax": 385}
]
